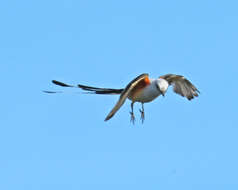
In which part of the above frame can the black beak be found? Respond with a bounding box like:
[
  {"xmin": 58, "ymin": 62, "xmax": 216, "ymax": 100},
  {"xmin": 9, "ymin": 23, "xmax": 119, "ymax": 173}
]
[{"xmin": 162, "ymin": 92, "xmax": 165, "ymax": 97}]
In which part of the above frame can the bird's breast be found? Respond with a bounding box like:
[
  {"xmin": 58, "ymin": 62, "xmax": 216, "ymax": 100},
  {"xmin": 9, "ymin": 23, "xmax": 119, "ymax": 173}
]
[{"xmin": 128, "ymin": 82, "xmax": 161, "ymax": 103}]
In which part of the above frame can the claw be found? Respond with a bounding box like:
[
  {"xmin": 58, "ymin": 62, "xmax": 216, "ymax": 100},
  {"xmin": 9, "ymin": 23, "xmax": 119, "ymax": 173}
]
[
  {"xmin": 139, "ymin": 109, "xmax": 145, "ymax": 124},
  {"xmin": 130, "ymin": 111, "xmax": 135, "ymax": 124}
]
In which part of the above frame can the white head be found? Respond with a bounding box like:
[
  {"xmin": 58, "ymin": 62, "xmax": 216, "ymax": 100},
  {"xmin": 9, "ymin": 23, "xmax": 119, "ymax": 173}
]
[{"xmin": 156, "ymin": 78, "xmax": 169, "ymax": 96}]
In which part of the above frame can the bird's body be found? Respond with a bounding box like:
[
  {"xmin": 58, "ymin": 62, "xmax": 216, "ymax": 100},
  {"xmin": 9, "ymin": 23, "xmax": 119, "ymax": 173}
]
[
  {"xmin": 46, "ymin": 73, "xmax": 199, "ymax": 123},
  {"xmin": 128, "ymin": 79, "xmax": 166, "ymax": 103}
]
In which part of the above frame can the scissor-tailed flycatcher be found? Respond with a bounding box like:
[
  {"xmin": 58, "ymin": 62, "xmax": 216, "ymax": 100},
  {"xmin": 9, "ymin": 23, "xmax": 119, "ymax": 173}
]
[{"xmin": 45, "ymin": 73, "xmax": 199, "ymax": 123}]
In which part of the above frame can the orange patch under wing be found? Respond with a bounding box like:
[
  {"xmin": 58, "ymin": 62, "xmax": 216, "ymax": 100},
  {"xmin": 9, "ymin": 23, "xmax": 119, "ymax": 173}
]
[
  {"xmin": 129, "ymin": 77, "xmax": 151, "ymax": 100},
  {"xmin": 144, "ymin": 76, "xmax": 151, "ymax": 85}
]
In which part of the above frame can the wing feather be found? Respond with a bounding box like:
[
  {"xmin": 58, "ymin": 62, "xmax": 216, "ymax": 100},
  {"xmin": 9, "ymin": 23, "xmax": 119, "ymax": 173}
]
[
  {"xmin": 104, "ymin": 73, "xmax": 149, "ymax": 121},
  {"xmin": 160, "ymin": 74, "xmax": 200, "ymax": 100}
]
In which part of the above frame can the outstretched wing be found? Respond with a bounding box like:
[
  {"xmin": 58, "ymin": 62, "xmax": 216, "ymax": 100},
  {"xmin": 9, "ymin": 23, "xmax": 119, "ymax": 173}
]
[
  {"xmin": 51, "ymin": 80, "xmax": 123, "ymax": 95},
  {"xmin": 160, "ymin": 74, "xmax": 200, "ymax": 100},
  {"xmin": 105, "ymin": 73, "xmax": 149, "ymax": 121}
]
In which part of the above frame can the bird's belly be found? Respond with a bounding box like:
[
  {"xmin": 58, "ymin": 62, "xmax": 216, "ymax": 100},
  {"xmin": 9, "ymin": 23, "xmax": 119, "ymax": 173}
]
[{"xmin": 128, "ymin": 86, "xmax": 161, "ymax": 103}]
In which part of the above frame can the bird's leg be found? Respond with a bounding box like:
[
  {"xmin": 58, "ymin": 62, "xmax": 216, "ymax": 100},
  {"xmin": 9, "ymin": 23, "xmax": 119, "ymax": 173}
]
[
  {"xmin": 139, "ymin": 103, "xmax": 145, "ymax": 123},
  {"xmin": 130, "ymin": 102, "xmax": 135, "ymax": 124}
]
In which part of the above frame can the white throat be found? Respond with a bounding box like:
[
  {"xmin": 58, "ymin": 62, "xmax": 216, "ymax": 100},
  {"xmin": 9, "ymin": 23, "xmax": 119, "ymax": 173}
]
[{"xmin": 157, "ymin": 78, "xmax": 169, "ymax": 93}]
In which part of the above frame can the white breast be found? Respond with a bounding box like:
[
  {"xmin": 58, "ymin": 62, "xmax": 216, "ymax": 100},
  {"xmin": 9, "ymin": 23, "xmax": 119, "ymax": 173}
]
[{"xmin": 130, "ymin": 79, "xmax": 161, "ymax": 103}]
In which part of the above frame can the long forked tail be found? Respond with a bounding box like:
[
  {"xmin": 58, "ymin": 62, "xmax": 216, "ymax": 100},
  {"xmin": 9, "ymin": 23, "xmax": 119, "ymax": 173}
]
[{"xmin": 45, "ymin": 80, "xmax": 123, "ymax": 95}]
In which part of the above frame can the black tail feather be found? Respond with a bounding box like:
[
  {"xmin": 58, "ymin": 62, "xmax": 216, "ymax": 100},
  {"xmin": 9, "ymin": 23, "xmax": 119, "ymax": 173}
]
[
  {"xmin": 52, "ymin": 80, "xmax": 74, "ymax": 87},
  {"xmin": 51, "ymin": 80, "xmax": 123, "ymax": 95},
  {"xmin": 43, "ymin": 90, "xmax": 63, "ymax": 93}
]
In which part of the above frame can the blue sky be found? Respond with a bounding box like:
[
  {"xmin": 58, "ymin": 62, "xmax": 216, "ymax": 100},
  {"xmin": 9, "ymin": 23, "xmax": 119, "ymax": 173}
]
[{"xmin": 0, "ymin": 0, "xmax": 238, "ymax": 189}]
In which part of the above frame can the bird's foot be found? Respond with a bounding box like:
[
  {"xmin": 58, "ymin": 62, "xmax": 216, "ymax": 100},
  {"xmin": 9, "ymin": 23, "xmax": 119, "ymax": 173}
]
[
  {"xmin": 130, "ymin": 112, "xmax": 135, "ymax": 124},
  {"xmin": 139, "ymin": 109, "xmax": 145, "ymax": 124}
]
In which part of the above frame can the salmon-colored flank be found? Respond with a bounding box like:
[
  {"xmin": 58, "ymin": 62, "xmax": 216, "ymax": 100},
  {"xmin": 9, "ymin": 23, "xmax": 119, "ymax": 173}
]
[{"xmin": 129, "ymin": 76, "xmax": 151, "ymax": 100}]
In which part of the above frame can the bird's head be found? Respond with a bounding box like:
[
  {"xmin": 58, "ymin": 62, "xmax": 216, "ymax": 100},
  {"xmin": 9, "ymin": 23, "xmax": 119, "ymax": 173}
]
[{"xmin": 156, "ymin": 78, "xmax": 169, "ymax": 96}]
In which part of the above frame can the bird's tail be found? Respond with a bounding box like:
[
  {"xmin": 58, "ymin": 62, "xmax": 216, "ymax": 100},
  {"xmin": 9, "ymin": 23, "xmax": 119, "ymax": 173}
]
[{"xmin": 44, "ymin": 80, "xmax": 123, "ymax": 95}]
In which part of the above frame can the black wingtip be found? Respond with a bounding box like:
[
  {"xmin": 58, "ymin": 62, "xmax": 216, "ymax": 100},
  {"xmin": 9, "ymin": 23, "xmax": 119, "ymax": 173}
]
[{"xmin": 104, "ymin": 114, "xmax": 114, "ymax": 122}]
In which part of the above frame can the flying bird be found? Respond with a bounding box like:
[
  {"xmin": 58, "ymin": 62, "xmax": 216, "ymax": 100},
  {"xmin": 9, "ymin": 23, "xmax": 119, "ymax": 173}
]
[{"xmin": 45, "ymin": 73, "xmax": 200, "ymax": 123}]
